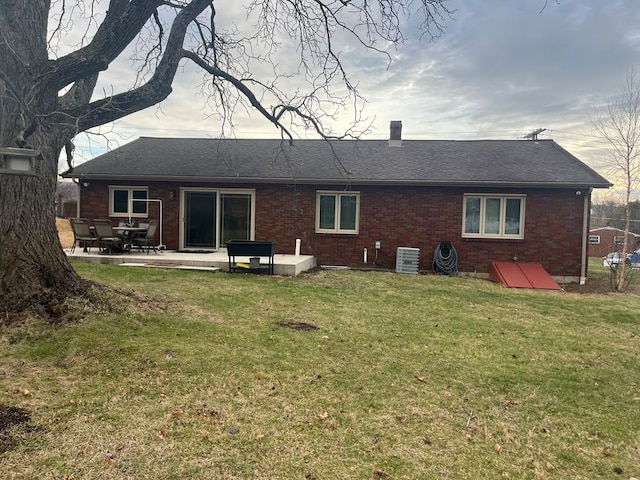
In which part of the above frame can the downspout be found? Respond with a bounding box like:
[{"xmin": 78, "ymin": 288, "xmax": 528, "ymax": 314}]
[
  {"xmin": 72, "ymin": 178, "xmax": 81, "ymax": 218},
  {"xmin": 580, "ymin": 188, "xmax": 593, "ymax": 285}
]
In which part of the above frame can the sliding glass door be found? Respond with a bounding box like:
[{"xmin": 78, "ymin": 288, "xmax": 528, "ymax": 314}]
[{"xmin": 180, "ymin": 189, "xmax": 255, "ymax": 251}]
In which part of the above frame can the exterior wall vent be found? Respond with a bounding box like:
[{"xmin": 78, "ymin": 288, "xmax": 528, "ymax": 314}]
[{"xmin": 396, "ymin": 247, "xmax": 420, "ymax": 274}]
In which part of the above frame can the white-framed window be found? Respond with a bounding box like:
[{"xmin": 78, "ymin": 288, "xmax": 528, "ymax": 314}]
[
  {"xmin": 462, "ymin": 194, "xmax": 526, "ymax": 239},
  {"xmin": 614, "ymin": 235, "xmax": 625, "ymax": 244},
  {"xmin": 588, "ymin": 235, "xmax": 601, "ymax": 245},
  {"xmin": 109, "ymin": 186, "xmax": 149, "ymax": 217},
  {"xmin": 316, "ymin": 191, "xmax": 360, "ymax": 234}
]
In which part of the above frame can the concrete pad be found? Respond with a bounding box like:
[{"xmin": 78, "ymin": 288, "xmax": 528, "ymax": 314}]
[{"xmin": 67, "ymin": 249, "xmax": 316, "ymax": 276}]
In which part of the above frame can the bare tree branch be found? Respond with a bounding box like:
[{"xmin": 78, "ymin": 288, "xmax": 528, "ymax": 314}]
[
  {"xmin": 183, "ymin": 49, "xmax": 297, "ymax": 143},
  {"xmin": 43, "ymin": 0, "xmax": 165, "ymax": 92},
  {"xmin": 539, "ymin": 0, "xmax": 561, "ymax": 14},
  {"xmin": 53, "ymin": 0, "xmax": 212, "ymax": 131}
]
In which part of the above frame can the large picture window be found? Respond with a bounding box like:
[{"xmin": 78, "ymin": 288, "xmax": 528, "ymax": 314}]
[
  {"xmin": 316, "ymin": 191, "xmax": 360, "ymax": 234},
  {"xmin": 109, "ymin": 186, "xmax": 148, "ymax": 217},
  {"xmin": 463, "ymin": 194, "xmax": 525, "ymax": 239}
]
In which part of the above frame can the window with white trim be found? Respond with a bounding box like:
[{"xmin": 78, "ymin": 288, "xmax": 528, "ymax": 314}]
[
  {"xmin": 316, "ymin": 191, "xmax": 360, "ymax": 234},
  {"xmin": 462, "ymin": 194, "xmax": 525, "ymax": 239},
  {"xmin": 588, "ymin": 235, "xmax": 600, "ymax": 245},
  {"xmin": 109, "ymin": 186, "xmax": 148, "ymax": 217}
]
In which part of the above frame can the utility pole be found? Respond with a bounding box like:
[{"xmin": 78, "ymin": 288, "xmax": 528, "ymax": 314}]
[{"xmin": 523, "ymin": 128, "xmax": 547, "ymax": 140}]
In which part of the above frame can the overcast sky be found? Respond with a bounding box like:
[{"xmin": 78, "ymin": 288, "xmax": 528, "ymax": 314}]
[{"xmin": 68, "ymin": 0, "xmax": 640, "ymax": 198}]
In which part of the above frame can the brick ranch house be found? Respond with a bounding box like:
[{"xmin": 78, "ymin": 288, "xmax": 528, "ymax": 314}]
[
  {"xmin": 62, "ymin": 123, "xmax": 611, "ymax": 283},
  {"xmin": 588, "ymin": 226, "xmax": 640, "ymax": 258}
]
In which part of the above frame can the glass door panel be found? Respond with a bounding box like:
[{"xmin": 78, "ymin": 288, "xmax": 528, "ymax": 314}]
[
  {"xmin": 220, "ymin": 193, "xmax": 251, "ymax": 246},
  {"xmin": 184, "ymin": 191, "xmax": 216, "ymax": 249}
]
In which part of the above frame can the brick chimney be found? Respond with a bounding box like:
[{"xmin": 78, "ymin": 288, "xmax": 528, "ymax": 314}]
[{"xmin": 389, "ymin": 120, "xmax": 402, "ymax": 147}]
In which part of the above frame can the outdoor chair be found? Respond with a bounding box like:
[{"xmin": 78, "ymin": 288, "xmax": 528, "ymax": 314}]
[
  {"xmin": 131, "ymin": 219, "xmax": 159, "ymax": 254},
  {"xmin": 93, "ymin": 218, "xmax": 124, "ymax": 254},
  {"xmin": 69, "ymin": 217, "xmax": 95, "ymax": 253}
]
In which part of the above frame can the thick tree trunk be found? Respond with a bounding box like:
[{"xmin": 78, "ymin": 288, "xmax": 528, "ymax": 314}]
[
  {"xmin": 0, "ymin": 139, "xmax": 88, "ymax": 317},
  {"xmin": 0, "ymin": 2, "xmax": 90, "ymax": 318}
]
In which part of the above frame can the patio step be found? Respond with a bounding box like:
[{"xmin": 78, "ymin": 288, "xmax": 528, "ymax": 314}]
[{"xmin": 119, "ymin": 262, "xmax": 221, "ymax": 272}]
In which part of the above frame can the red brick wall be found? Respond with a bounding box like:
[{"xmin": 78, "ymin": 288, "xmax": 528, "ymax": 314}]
[
  {"xmin": 79, "ymin": 181, "xmax": 588, "ymax": 277},
  {"xmin": 257, "ymin": 184, "xmax": 586, "ymax": 277},
  {"xmin": 78, "ymin": 181, "xmax": 178, "ymax": 247}
]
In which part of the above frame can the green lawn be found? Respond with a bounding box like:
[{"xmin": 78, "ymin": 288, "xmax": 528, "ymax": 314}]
[{"xmin": 1, "ymin": 263, "xmax": 639, "ymax": 479}]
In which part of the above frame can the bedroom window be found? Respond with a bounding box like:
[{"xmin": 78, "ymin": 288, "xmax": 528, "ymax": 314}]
[
  {"xmin": 463, "ymin": 194, "xmax": 525, "ymax": 239},
  {"xmin": 316, "ymin": 191, "xmax": 360, "ymax": 234},
  {"xmin": 109, "ymin": 186, "xmax": 148, "ymax": 217}
]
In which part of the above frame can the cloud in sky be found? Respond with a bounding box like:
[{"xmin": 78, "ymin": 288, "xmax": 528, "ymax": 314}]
[{"xmin": 68, "ymin": 0, "xmax": 640, "ymax": 196}]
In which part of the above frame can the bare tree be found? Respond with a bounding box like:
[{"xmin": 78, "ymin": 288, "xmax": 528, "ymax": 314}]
[
  {"xmin": 0, "ymin": 1, "xmax": 452, "ymax": 318},
  {"xmin": 591, "ymin": 69, "xmax": 640, "ymax": 291}
]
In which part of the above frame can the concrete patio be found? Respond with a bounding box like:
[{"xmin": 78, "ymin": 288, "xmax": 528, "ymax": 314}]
[{"xmin": 65, "ymin": 248, "xmax": 316, "ymax": 276}]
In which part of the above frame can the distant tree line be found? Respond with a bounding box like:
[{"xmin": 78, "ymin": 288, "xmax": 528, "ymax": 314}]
[{"xmin": 592, "ymin": 200, "xmax": 640, "ymax": 232}]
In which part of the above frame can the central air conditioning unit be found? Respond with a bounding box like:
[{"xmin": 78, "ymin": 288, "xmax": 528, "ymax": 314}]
[{"xmin": 396, "ymin": 247, "xmax": 420, "ymax": 274}]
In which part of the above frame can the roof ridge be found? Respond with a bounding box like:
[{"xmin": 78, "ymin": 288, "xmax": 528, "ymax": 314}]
[{"xmin": 135, "ymin": 137, "xmax": 555, "ymax": 142}]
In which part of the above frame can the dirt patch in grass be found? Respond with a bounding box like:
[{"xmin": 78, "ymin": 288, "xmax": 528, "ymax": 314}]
[
  {"xmin": 0, "ymin": 405, "xmax": 31, "ymax": 454},
  {"xmin": 562, "ymin": 262, "xmax": 640, "ymax": 295},
  {"xmin": 562, "ymin": 280, "xmax": 614, "ymax": 294},
  {"xmin": 276, "ymin": 321, "xmax": 320, "ymax": 330},
  {"xmin": 0, "ymin": 405, "xmax": 30, "ymax": 432}
]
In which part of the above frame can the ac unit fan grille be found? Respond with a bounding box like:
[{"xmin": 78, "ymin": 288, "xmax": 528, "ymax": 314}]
[{"xmin": 396, "ymin": 247, "xmax": 420, "ymax": 274}]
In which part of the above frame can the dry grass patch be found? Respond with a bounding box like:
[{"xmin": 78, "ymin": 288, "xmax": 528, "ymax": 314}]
[{"xmin": 56, "ymin": 217, "xmax": 74, "ymax": 249}]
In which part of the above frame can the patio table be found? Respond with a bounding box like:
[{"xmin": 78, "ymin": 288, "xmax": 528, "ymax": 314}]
[{"xmin": 114, "ymin": 226, "xmax": 148, "ymax": 252}]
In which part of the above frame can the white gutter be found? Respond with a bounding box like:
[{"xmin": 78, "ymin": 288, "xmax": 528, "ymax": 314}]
[
  {"xmin": 580, "ymin": 188, "xmax": 592, "ymax": 285},
  {"xmin": 71, "ymin": 178, "xmax": 81, "ymax": 218}
]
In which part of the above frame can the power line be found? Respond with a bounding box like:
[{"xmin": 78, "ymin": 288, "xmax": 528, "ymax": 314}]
[{"xmin": 594, "ymin": 217, "xmax": 640, "ymax": 223}]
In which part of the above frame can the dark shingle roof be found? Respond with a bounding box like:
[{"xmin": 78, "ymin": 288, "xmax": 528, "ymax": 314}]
[{"xmin": 63, "ymin": 137, "xmax": 611, "ymax": 188}]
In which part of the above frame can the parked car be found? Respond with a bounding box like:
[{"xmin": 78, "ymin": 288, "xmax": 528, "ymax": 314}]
[{"xmin": 603, "ymin": 249, "xmax": 640, "ymax": 267}]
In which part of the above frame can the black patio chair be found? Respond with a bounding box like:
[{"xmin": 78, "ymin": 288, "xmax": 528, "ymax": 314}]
[
  {"xmin": 131, "ymin": 219, "xmax": 159, "ymax": 254},
  {"xmin": 93, "ymin": 218, "xmax": 124, "ymax": 254},
  {"xmin": 69, "ymin": 217, "xmax": 96, "ymax": 253}
]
